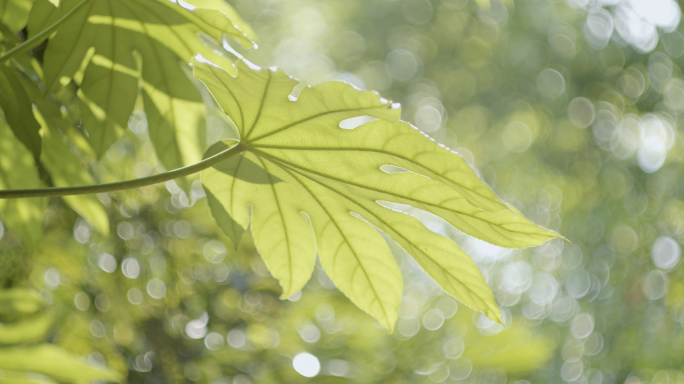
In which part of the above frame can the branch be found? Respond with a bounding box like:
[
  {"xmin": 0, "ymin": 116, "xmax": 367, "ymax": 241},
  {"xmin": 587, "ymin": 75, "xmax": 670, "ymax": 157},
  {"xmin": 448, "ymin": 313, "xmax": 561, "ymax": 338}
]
[
  {"xmin": 0, "ymin": 144, "xmax": 244, "ymax": 199},
  {"xmin": 0, "ymin": 0, "xmax": 95, "ymax": 65}
]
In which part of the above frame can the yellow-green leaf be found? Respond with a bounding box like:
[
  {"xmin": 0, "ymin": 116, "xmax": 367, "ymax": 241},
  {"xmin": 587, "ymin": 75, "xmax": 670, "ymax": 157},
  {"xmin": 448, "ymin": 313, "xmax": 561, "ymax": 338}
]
[
  {"xmin": 27, "ymin": 0, "xmax": 255, "ymax": 171},
  {"xmin": 0, "ymin": 313, "xmax": 55, "ymax": 346},
  {"xmin": 194, "ymin": 58, "xmax": 562, "ymax": 330},
  {"xmin": 34, "ymin": 110, "xmax": 110, "ymax": 236},
  {"xmin": 0, "ymin": 0, "xmax": 33, "ymax": 32},
  {"xmin": 0, "ymin": 369, "xmax": 58, "ymax": 384},
  {"xmin": 0, "ymin": 289, "xmax": 44, "ymax": 316},
  {"xmin": 0, "ymin": 345, "xmax": 124, "ymax": 383},
  {"xmin": 0, "ymin": 66, "xmax": 41, "ymax": 160},
  {"xmin": 0, "ymin": 120, "xmax": 42, "ymax": 249}
]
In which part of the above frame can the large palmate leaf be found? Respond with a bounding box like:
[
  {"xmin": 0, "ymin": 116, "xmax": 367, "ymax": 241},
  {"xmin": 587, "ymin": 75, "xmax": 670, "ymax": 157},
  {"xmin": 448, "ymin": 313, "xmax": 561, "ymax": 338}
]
[
  {"xmin": 27, "ymin": 0, "xmax": 255, "ymax": 172},
  {"xmin": 194, "ymin": 58, "xmax": 562, "ymax": 331}
]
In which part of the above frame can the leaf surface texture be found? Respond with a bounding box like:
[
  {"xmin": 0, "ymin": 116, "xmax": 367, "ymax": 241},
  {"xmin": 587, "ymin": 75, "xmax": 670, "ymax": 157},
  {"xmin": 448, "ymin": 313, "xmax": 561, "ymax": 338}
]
[{"xmin": 195, "ymin": 59, "xmax": 563, "ymax": 329}]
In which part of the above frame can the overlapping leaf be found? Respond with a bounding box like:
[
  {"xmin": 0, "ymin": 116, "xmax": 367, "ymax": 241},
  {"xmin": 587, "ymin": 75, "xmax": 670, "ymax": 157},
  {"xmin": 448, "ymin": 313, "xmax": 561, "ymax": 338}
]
[
  {"xmin": 0, "ymin": 120, "xmax": 42, "ymax": 249},
  {"xmin": 194, "ymin": 58, "xmax": 562, "ymax": 331},
  {"xmin": 0, "ymin": 66, "xmax": 41, "ymax": 160},
  {"xmin": 27, "ymin": 0, "xmax": 255, "ymax": 172},
  {"xmin": 0, "ymin": 289, "xmax": 123, "ymax": 383},
  {"xmin": 0, "ymin": 0, "xmax": 32, "ymax": 32}
]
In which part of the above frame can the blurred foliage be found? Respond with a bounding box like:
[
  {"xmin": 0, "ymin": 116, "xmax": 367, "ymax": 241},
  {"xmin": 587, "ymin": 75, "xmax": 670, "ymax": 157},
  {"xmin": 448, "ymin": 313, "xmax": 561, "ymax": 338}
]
[
  {"xmin": 0, "ymin": 289, "xmax": 123, "ymax": 383},
  {"xmin": 2, "ymin": 0, "xmax": 684, "ymax": 383}
]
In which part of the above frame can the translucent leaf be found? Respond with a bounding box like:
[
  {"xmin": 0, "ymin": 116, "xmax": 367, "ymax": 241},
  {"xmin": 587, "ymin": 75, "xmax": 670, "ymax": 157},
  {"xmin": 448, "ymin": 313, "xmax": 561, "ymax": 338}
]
[
  {"xmin": 0, "ymin": 0, "xmax": 32, "ymax": 32},
  {"xmin": 0, "ymin": 121, "xmax": 42, "ymax": 249},
  {"xmin": 194, "ymin": 58, "xmax": 563, "ymax": 330},
  {"xmin": 0, "ymin": 345, "xmax": 124, "ymax": 383},
  {"xmin": 0, "ymin": 67, "xmax": 41, "ymax": 160},
  {"xmin": 27, "ymin": 0, "xmax": 255, "ymax": 171},
  {"xmin": 34, "ymin": 109, "xmax": 110, "ymax": 236}
]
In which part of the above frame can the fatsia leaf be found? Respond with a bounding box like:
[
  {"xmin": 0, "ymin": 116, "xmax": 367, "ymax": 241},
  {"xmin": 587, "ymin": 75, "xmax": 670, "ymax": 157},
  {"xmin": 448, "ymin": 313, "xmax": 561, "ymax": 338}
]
[
  {"xmin": 0, "ymin": 120, "xmax": 42, "ymax": 250},
  {"xmin": 0, "ymin": 0, "xmax": 32, "ymax": 32},
  {"xmin": 27, "ymin": 0, "xmax": 255, "ymax": 171},
  {"xmin": 0, "ymin": 66, "xmax": 41, "ymax": 160},
  {"xmin": 194, "ymin": 59, "xmax": 562, "ymax": 330},
  {"xmin": 0, "ymin": 344, "xmax": 124, "ymax": 383}
]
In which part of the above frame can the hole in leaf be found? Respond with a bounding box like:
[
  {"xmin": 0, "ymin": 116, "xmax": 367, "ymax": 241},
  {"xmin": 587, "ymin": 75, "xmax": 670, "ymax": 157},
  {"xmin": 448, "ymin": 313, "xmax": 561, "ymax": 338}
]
[
  {"xmin": 379, "ymin": 165, "xmax": 412, "ymax": 174},
  {"xmin": 377, "ymin": 201, "xmax": 452, "ymax": 237},
  {"xmin": 178, "ymin": 0, "xmax": 196, "ymax": 10},
  {"xmin": 339, "ymin": 116, "xmax": 378, "ymax": 130},
  {"xmin": 288, "ymin": 83, "xmax": 306, "ymax": 101}
]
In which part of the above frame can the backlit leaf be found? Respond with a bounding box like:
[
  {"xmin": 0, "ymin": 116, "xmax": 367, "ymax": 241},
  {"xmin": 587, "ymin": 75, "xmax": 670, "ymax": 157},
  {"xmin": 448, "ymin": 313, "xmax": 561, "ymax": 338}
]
[
  {"xmin": 34, "ymin": 109, "xmax": 110, "ymax": 236},
  {"xmin": 0, "ymin": 66, "xmax": 41, "ymax": 160},
  {"xmin": 27, "ymin": 0, "xmax": 255, "ymax": 171},
  {"xmin": 0, "ymin": 120, "xmax": 42, "ymax": 249},
  {"xmin": 195, "ymin": 58, "xmax": 562, "ymax": 330},
  {"xmin": 0, "ymin": 0, "xmax": 32, "ymax": 32}
]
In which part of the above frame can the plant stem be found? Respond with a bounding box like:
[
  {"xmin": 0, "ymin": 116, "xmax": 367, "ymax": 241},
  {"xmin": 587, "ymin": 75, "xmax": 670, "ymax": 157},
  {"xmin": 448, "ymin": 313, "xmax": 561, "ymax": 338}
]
[
  {"xmin": 0, "ymin": 144, "xmax": 244, "ymax": 199},
  {"xmin": 0, "ymin": 0, "xmax": 95, "ymax": 65}
]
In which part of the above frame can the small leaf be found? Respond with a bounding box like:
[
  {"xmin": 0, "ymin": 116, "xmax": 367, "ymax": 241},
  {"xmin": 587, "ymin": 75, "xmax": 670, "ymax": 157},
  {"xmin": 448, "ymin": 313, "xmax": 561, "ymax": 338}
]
[
  {"xmin": 206, "ymin": 188, "xmax": 244, "ymax": 250},
  {"xmin": 0, "ymin": 289, "xmax": 45, "ymax": 316},
  {"xmin": 34, "ymin": 109, "xmax": 110, "ymax": 236},
  {"xmin": 0, "ymin": 369, "xmax": 58, "ymax": 384},
  {"xmin": 0, "ymin": 120, "xmax": 43, "ymax": 250},
  {"xmin": 0, "ymin": 344, "xmax": 124, "ymax": 383},
  {"xmin": 0, "ymin": 66, "xmax": 41, "ymax": 160},
  {"xmin": 195, "ymin": 58, "xmax": 563, "ymax": 330},
  {"xmin": 0, "ymin": 313, "xmax": 55, "ymax": 346}
]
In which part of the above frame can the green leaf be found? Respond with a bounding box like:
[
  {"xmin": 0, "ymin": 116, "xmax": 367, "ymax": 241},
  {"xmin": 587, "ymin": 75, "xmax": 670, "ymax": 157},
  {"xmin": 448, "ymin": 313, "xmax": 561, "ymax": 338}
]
[
  {"xmin": 27, "ymin": 0, "xmax": 255, "ymax": 170},
  {"xmin": 195, "ymin": 59, "xmax": 562, "ymax": 329},
  {"xmin": 0, "ymin": 289, "xmax": 44, "ymax": 316},
  {"xmin": 0, "ymin": 313, "xmax": 55, "ymax": 345},
  {"xmin": 0, "ymin": 369, "xmax": 58, "ymax": 384},
  {"xmin": 0, "ymin": 66, "xmax": 41, "ymax": 160},
  {"xmin": 204, "ymin": 173, "xmax": 244, "ymax": 249},
  {"xmin": 33, "ymin": 109, "xmax": 110, "ymax": 236},
  {"xmin": 0, "ymin": 0, "xmax": 33, "ymax": 32},
  {"xmin": 0, "ymin": 120, "xmax": 42, "ymax": 249},
  {"xmin": 0, "ymin": 344, "xmax": 124, "ymax": 383}
]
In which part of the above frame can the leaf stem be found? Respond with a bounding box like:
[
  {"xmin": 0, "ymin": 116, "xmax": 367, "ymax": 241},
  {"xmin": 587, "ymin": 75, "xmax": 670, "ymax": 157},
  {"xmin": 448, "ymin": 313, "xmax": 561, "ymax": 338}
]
[
  {"xmin": 0, "ymin": 144, "xmax": 244, "ymax": 199},
  {"xmin": 0, "ymin": 0, "xmax": 95, "ymax": 65}
]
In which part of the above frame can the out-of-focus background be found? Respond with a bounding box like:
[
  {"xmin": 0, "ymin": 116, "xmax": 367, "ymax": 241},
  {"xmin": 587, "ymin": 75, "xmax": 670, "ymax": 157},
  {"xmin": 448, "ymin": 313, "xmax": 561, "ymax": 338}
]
[{"xmin": 3, "ymin": 0, "xmax": 684, "ymax": 382}]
